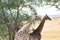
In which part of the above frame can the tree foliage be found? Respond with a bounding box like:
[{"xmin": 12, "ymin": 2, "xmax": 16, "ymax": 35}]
[{"xmin": 0, "ymin": 0, "xmax": 59, "ymax": 40}]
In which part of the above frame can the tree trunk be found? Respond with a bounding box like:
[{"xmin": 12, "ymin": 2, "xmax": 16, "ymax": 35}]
[
  {"xmin": 8, "ymin": 27, "xmax": 11, "ymax": 40},
  {"xmin": 7, "ymin": 22, "xmax": 17, "ymax": 40}
]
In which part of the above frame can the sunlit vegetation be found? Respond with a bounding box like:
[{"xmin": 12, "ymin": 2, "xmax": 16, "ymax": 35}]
[{"xmin": 0, "ymin": 0, "xmax": 59, "ymax": 40}]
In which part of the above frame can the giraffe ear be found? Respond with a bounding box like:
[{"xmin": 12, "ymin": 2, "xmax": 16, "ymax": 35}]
[{"xmin": 45, "ymin": 14, "xmax": 49, "ymax": 17}]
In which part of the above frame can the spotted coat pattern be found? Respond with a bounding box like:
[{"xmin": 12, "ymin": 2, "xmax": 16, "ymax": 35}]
[{"xmin": 14, "ymin": 13, "xmax": 37, "ymax": 40}]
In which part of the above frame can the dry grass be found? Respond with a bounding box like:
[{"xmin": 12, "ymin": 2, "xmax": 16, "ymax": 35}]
[
  {"xmin": 41, "ymin": 17, "xmax": 60, "ymax": 40},
  {"xmin": 29, "ymin": 17, "xmax": 60, "ymax": 40}
]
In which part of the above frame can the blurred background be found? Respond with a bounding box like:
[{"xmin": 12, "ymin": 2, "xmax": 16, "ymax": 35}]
[{"xmin": 0, "ymin": 0, "xmax": 60, "ymax": 40}]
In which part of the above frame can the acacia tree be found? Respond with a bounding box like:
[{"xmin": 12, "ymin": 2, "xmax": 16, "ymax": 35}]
[{"xmin": 0, "ymin": 0, "xmax": 60, "ymax": 40}]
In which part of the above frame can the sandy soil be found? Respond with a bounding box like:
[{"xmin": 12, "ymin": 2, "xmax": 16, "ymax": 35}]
[
  {"xmin": 40, "ymin": 17, "xmax": 60, "ymax": 40},
  {"xmin": 29, "ymin": 17, "xmax": 60, "ymax": 40}
]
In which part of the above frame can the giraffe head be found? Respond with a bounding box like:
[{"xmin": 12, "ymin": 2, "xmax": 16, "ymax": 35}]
[
  {"xmin": 31, "ymin": 13, "xmax": 37, "ymax": 20},
  {"xmin": 44, "ymin": 15, "xmax": 52, "ymax": 20}
]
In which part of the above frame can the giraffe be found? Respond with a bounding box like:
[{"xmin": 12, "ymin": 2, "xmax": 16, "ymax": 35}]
[
  {"xmin": 30, "ymin": 15, "xmax": 52, "ymax": 40},
  {"xmin": 14, "ymin": 13, "xmax": 37, "ymax": 40}
]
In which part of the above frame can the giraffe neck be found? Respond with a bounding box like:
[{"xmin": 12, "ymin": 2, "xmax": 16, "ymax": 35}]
[
  {"xmin": 34, "ymin": 18, "xmax": 46, "ymax": 33},
  {"xmin": 20, "ymin": 21, "xmax": 32, "ymax": 32},
  {"xmin": 18, "ymin": 15, "xmax": 36, "ymax": 33},
  {"xmin": 20, "ymin": 13, "xmax": 37, "ymax": 32}
]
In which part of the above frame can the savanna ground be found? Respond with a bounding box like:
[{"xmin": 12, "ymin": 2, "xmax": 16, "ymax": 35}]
[
  {"xmin": 41, "ymin": 17, "xmax": 60, "ymax": 40},
  {"xmin": 30, "ymin": 17, "xmax": 60, "ymax": 40}
]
